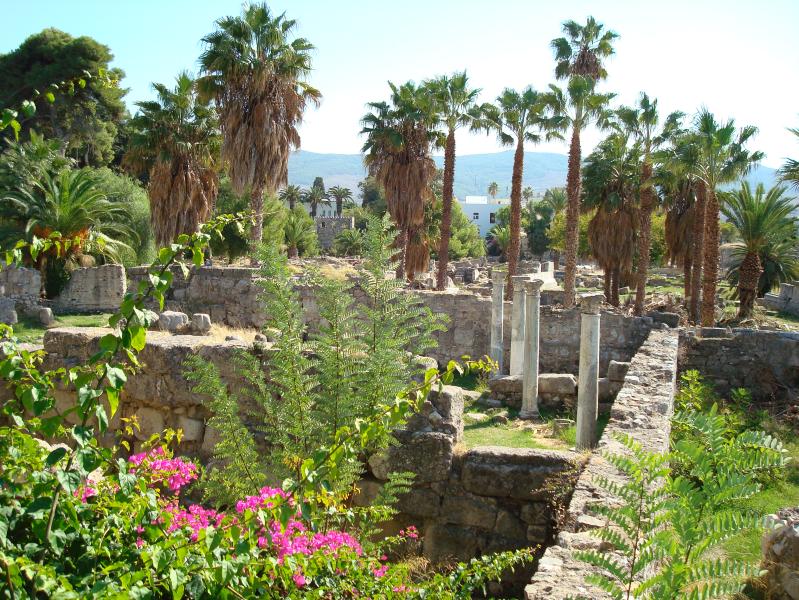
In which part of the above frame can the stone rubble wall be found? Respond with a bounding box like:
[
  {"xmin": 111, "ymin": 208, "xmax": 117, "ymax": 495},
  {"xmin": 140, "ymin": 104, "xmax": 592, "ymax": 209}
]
[
  {"xmin": 679, "ymin": 327, "xmax": 799, "ymax": 400},
  {"xmin": 525, "ymin": 329, "xmax": 679, "ymax": 599},
  {"xmin": 0, "ymin": 266, "xmax": 41, "ymax": 298},
  {"xmin": 126, "ymin": 267, "xmax": 653, "ymax": 374},
  {"xmin": 314, "ymin": 216, "xmax": 355, "ymax": 250},
  {"xmin": 55, "ymin": 265, "xmax": 126, "ymax": 312},
  {"xmin": 759, "ymin": 281, "xmax": 799, "ymax": 317}
]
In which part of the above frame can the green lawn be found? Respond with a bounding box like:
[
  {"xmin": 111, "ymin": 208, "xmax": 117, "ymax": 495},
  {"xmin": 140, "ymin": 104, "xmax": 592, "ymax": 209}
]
[
  {"xmin": 722, "ymin": 438, "xmax": 799, "ymax": 565},
  {"xmin": 11, "ymin": 313, "xmax": 112, "ymax": 344}
]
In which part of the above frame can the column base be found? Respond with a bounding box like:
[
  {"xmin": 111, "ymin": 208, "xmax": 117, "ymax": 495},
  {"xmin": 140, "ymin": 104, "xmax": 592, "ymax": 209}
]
[{"xmin": 518, "ymin": 409, "xmax": 540, "ymax": 420}]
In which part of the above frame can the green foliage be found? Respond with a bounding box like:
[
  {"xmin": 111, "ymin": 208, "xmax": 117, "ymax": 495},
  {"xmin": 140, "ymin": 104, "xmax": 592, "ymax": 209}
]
[
  {"xmin": 88, "ymin": 166, "xmax": 154, "ymax": 265},
  {"xmin": 283, "ymin": 207, "xmax": 319, "ymax": 257},
  {"xmin": 333, "ymin": 227, "xmax": 364, "ymax": 256},
  {"xmin": 189, "ymin": 215, "xmax": 447, "ymax": 497},
  {"xmin": 0, "ymin": 131, "xmax": 73, "ymax": 192},
  {"xmin": 527, "ymin": 200, "xmax": 555, "ymax": 257},
  {"xmin": 447, "ymin": 200, "xmax": 485, "ymax": 259},
  {"xmin": 0, "ymin": 28, "xmax": 126, "ymax": 165},
  {"xmin": 486, "ymin": 224, "xmax": 511, "ymax": 259},
  {"xmin": 547, "ymin": 210, "xmax": 591, "ymax": 257},
  {"xmin": 649, "ymin": 212, "xmax": 667, "ymax": 267},
  {"xmin": 358, "ymin": 175, "xmax": 387, "ymax": 215},
  {"xmin": 575, "ymin": 383, "xmax": 789, "ymax": 599}
]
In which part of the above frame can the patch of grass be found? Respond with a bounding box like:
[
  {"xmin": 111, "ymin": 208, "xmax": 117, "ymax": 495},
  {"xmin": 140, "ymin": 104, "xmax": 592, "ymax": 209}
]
[
  {"xmin": 462, "ymin": 419, "xmax": 556, "ymax": 450},
  {"xmin": 722, "ymin": 438, "xmax": 799, "ymax": 564},
  {"xmin": 11, "ymin": 313, "xmax": 113, "ymax": 344}
]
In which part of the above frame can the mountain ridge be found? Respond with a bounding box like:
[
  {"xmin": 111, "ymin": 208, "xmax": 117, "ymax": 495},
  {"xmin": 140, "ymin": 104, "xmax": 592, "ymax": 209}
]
[{"xmin": 287, "ymin": 149, "xmax": 779, "ymax": 199}]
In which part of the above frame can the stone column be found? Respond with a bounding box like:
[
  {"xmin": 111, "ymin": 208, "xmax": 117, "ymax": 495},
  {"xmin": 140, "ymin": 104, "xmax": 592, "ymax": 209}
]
[
  {"xmin": 576, "ymin": 293, "xmax": 604, "ymax": 450},
  {"xmin": 490, "ymin": 268, "xmax": 506, "ymax": 375},
  {"xmin": 510, "ymin": 275, "xmax": 530, "ymax": 376},
  {"xmin": 521, "ymin": 278, "xmax": 544, "ymax": 419}
]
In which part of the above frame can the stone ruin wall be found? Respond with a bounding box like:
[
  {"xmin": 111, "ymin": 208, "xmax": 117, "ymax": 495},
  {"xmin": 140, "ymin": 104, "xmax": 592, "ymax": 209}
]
[
  {"xmin": 679, "ymin": 327, "xmax": 799, "ymax": 401},
  {"xmin": 0, "ymin": 266, "xmax": 41, "ymax": 299},
  {"xmin": 125, "ymin": 266, "xmax": 653, "ymax": 376},
  {"xmin": 525, "ymin": 328, "xmax": 679, "ymax": 599},
  {"xmin": 314, "ymin": 216, "xmax": 355, "ymax": 250},
  {"xmin": 760, "ymin": 281, "xmax": 799, "ymax": 317},
  {"xmin": 55, "ymin": 265, "xmax": 126, "ymax": 312}
]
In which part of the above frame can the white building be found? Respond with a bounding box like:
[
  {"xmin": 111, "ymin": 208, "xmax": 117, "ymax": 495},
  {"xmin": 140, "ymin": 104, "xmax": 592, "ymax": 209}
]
[{"xmin": 457, "ymin": 195, "xmax": 511, "ymax": 237}]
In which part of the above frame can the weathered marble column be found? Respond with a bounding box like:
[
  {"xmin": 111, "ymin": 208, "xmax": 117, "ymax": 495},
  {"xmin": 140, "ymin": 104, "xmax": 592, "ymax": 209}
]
[
  {"xmin": 520, "ymin": 278, "xmax": 544, "ymax": 419},
  {"xmin": 510, "ymin": 275, "xmax": 530, "ymax": 376},
  {"xmin": 490, "ymin": 268, "xmax": 506, "ymax": 375},
  {"xmin": 576, "ymin": 293, "xmax": 604, "ymax": 450}
]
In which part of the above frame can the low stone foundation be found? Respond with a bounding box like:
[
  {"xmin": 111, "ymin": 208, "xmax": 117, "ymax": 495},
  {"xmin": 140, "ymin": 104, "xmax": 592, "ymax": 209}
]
[
  {"xmin": 680, "ymin": 327, "xmax": 799, "ymax": 400},
  {"xmin": 525, "ymin": 329, "xmax": 679, "ymax": 599},
  {"xmin": 55, "ymin": 265, "xmax": 126, "ymax": 312}
]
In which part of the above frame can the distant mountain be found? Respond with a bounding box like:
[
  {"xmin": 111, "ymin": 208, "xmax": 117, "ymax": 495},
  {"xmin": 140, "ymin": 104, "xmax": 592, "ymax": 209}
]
[{"xmin": 287, "ymin": 149, "xmax": 779, "ymax": 199}]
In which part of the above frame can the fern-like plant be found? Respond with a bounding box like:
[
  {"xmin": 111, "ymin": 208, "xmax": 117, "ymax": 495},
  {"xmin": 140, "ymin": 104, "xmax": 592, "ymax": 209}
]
[
  {"xmin": 574, "ymin": 406, "xmax": 788, "ymax": 599},
  {"xmin": 186, "ymin": 215, "xmax": 447, "ymax": 505}
]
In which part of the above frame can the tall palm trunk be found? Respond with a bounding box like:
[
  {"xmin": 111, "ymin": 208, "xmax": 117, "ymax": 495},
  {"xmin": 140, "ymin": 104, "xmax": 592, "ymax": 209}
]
[
  {"xmin": 552, "ymin": 250, "xmax": 560, "ymax": 270},
  {"xmin": 563, "ymin": 126, "xmax": 582, "ymax": 308},
  {"xmin": 603, "ymin": 268, "xmax": 611, "ymax": 302},
  {"xmin": 689, "ymin": 182, "xmax": 706, "ymax": 322},
  {"xmin": 633, "ymin": 161, "xmax": 654, "ymax": 315},
  {"xmin": 436, "ymin": 129, "xmax": 456, "ymax": 290},
  {"xmin": 505, "ymin": 138, "xmax": 525, "ymax": 299},
  {"xmin": 683, "ymin": 253, "xmax": 692, "ymax": 301},
  {"xmin": 250, "ymin": 186, "xmax": 265, "ymax": 244},
  {"xmin": 310, "ymin": 201, "xmax": 318, "ymax": 218},
  {"xmin": 611, "ymin": 265, "xmax": 621, "ymax": 306},
  {"xmin": 336, "ymin": 198, "xmax": 343, "ymax": 217},
  {"xmin": 737, "ymin": 251, "xmax": 761, "ymax": 319},
  {"xmin": 289, "ymin": 197, "xmax": 296, "ymax": 210},
  {"xmin": 395, "ymin": 226, "xmax": 408, "ymax": 280},
  {"xmin": 700, "ymin": 186, "xmax": 721, "ymax": 326}
]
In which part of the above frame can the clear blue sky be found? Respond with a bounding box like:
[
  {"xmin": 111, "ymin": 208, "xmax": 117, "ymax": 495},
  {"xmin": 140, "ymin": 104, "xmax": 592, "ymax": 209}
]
[{"xmin": 5, "ymin": 0, "xmax": 798, "ymax": 167}]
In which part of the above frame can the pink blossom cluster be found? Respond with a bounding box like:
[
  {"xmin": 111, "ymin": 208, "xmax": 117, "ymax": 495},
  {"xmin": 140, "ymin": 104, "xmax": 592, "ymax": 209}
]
[
  {"xmin": 73, "ymin": 485, "xmax": 96, "ymax": 503},
  {"xmin": 256, "ymin": 516, "xmax": 362, "ymax": 563},
  {"xmin": 398, "ymin": 525, "xmax": 419, "ymax": 539},
  {"xmin": 235, "ymin": 486, "xmax": 291, "ymax": 513},
  {"xmin": 164, "ymin": 502, "xmax": 226, "ymax": 541},
  {"xmin": 129, "ymin": 447, "xmax": 198, "ymax": 493}
]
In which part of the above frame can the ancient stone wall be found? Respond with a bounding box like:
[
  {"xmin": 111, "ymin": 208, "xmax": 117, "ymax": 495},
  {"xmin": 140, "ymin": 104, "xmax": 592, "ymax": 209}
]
[
  {"xmin": 56, "ymin": 265, "xmax": 126, "ymax": 312},
  {"xmin": 525, "ymin": 328, "xmax": 679, "ymax": 599},
  {"xmin": 315, "ymin": 216, "xmax": 354, "ymax": 250},
  {"xmin": 126, "ymin": 267, "xmax": 653, "ymax": 375},
  {"xmin": 0, "ymin": 266, "xmax": 40, "ymax": 298},
  {"xmin": 679, "ymin": 327, "xmax": 799, "ymax": 400}
]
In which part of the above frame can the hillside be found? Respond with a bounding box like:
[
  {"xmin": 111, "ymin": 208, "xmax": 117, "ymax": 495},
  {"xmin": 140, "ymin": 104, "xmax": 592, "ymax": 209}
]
[{"xmin": 287, "ymin": 149, "xmax": 779, "ymax": 199}]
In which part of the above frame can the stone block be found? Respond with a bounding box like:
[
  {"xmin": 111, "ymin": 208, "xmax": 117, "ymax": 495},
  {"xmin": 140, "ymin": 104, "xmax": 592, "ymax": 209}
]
[
  {"xmin": 0, "ymin": 297, "xmax": 18, "ymax": 325},
  {"xmin": 488, "ymin": 374, "xmax": 522, "ymax": 395},
  {"xmin": 494, "ymin": 509, "xmax": 526, "ymax": 539},
  {"xmin": 352, "ymin": 479, "xmax": 383, "ymax": 507},
  {"xmin": 520, "ymin": 502, "xmax": 550, "ymax": 525},
  {"xmin": 423, "ymin": 523, "xmax": 482, "ymax": 563},
  {"xmin": 461, "ymin": 446, "xmax": 579, "ymax": 500},
  {"xmin": 441, "ymin": 493, "xmax": 497, "ymax": 528},
  {"xmin": 368, "ymin": 432, "xmax": 453, "ymax": 483},
  {"xmin": 158, "ymin": 311, "xmax": 189, "ymax": 332},
  {"xmin": 38, "ymin": 307, "xmax": 55, "ymax": 326},
  {"xmin": 177, "ymin": 416, "xmax": 204, "ymax": 441},
  {"xmin": 396, "ymin": 488, "xmax": 441, "ymax": 518},
  {"xmin": 607, "ymin": 360, "xmax": 630, "ymax": 382},
  {"xmin": 134, "ymin": 407, "xmax": 165, "ymax": 440},
  {"xmin": 537, "ymin": 374, "xmax": 577, "ymax": 395},
  {"xmin": 646, "ymin": 311, "xmax": 679, "ymax": 328},
  {"xmin": 191, "ymin": 313, "xmax": 212, "ymax": 335}
]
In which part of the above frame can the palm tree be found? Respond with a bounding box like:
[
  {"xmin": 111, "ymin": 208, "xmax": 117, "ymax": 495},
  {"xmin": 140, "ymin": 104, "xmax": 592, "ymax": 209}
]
[
  {"xmin": 582, "ymin": 133, "xmax": 640, "ymax": 306},
  {"xmin": 283, "ymin": 209, "xmax": 316, "ymax": 258},
  {"xmin": 301, "ymin": 186, "xmax": 328, "ymax": 218},
  {"xmin": 544, "ymin": 76, "xmax": 615, "ymax": 307},
  {"xmin": 198, "ymin": 3, "xmax": 321, "ymax": 245},
  {"xmin": 125, "ymin": 72, "xmax": 219, "ymax": 248},
  {"xmin": 487, "ymin": 225, "xmax": 511, "ymax": 260},
  {"xmin": 425, "ymin": 71, "xmax": 480, "ymax": 291},
  {"xmin": 488, "ymin": 181, "xmax": 499, "ymax": 199},
  {"xmin": 522, "ymin": 186, "xmax": 534, "ymax": 203},
  {"xmin": 616, "ymin": 94, "xmax": 683, "ymax": 314},
  {"xmin": 1, "ymin": 170, "xmax": 135, "ymax": 294},
  {"xmin": 327, "ymin": 185, "xmax": 353, "ymax": 217},
  {"xmin": 361, "ymin": 82, "xmax": 440, "ymax": 279},
  {"xmin": 777, "ymin": 127, "xmax": 799, "ymax": 191},
  {"xmin": 473, "ymin": 87, "xmax": 557, "ymax": 298},
  {"xmin": 279, "ymin": 184, "xmax": 302, "ymax": 210},
  {"xmin": 543, "ymin": 187, "xmax": 567, "ymax": 267},
  {"xmin": 333, "ymin": 228, "xmax": 364, "ymax": 256},
  {"xmin": 692, "ymin": 110, "xmax": 763, "ymax": 325},
  {"xmin": 720, "ymin": 182, "xmax": 797, "ymax": 318},
  {"xmin": 551, "ymin": 16, "xmax": 618, "ymax": 82}
]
